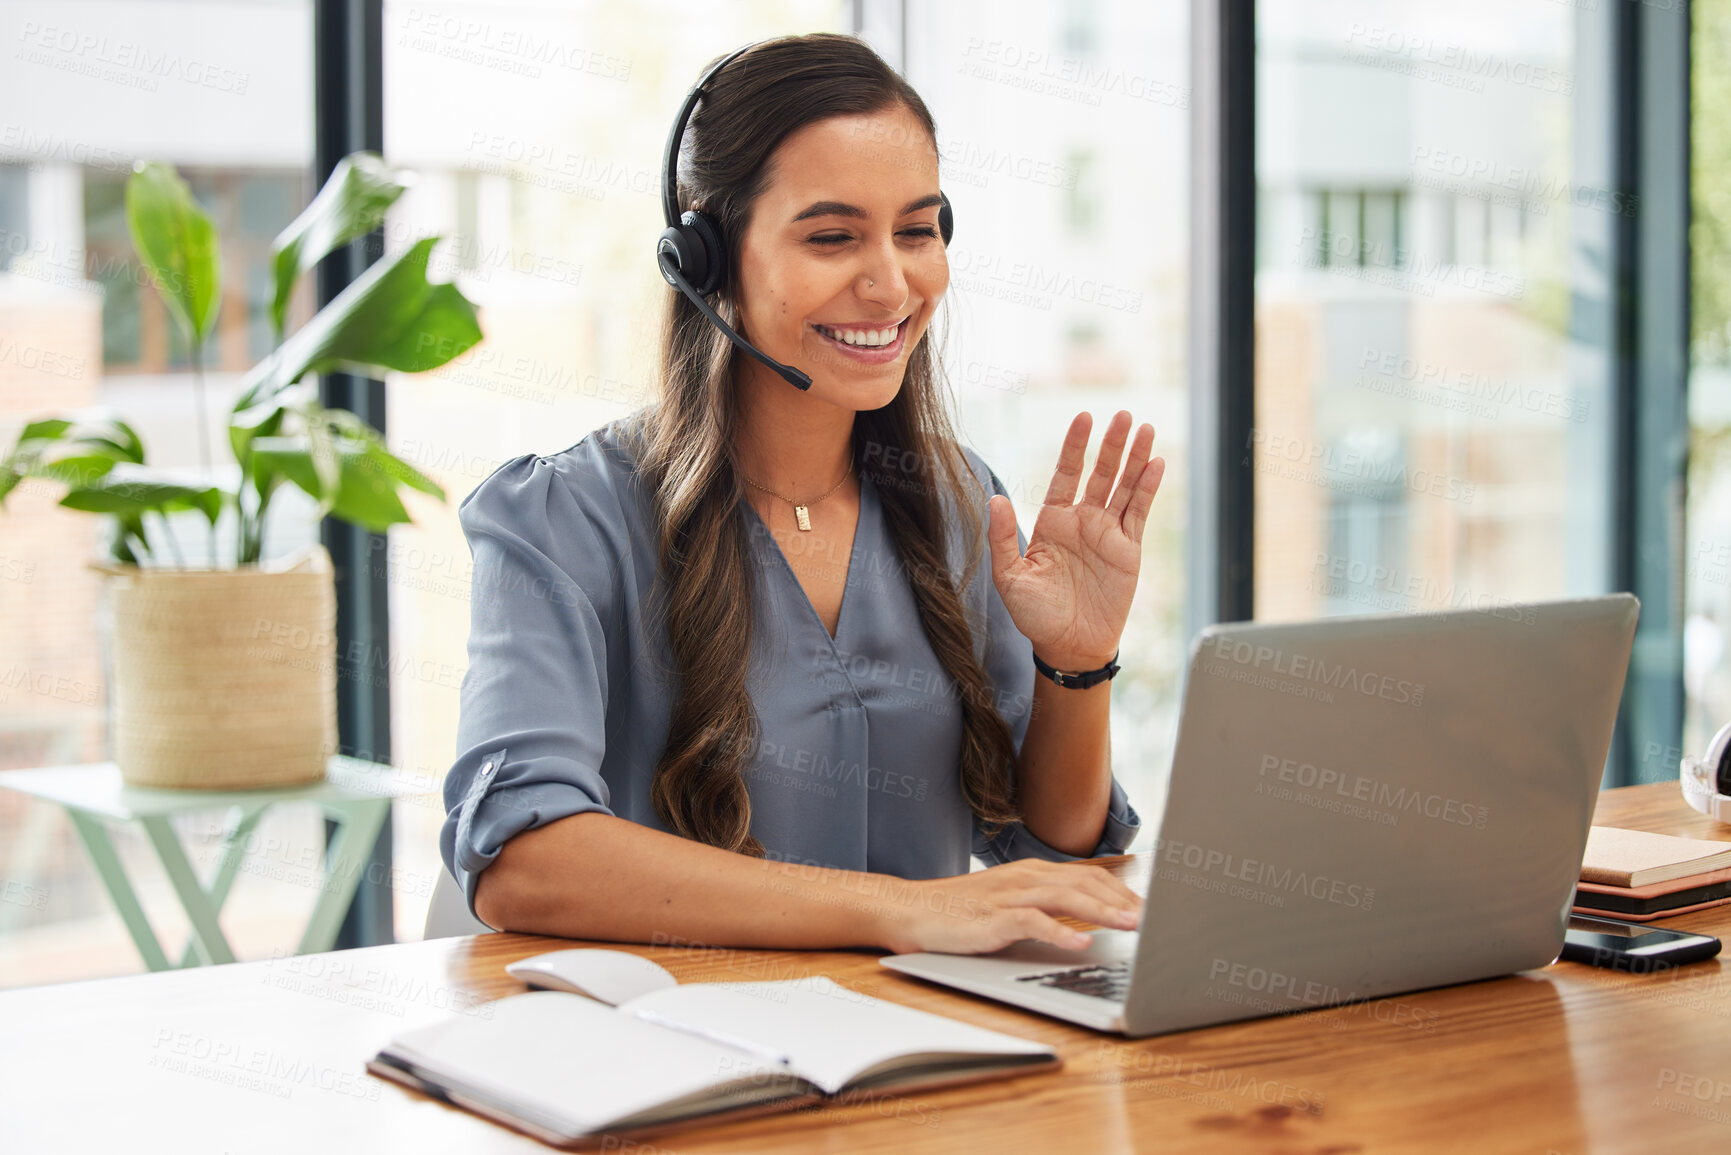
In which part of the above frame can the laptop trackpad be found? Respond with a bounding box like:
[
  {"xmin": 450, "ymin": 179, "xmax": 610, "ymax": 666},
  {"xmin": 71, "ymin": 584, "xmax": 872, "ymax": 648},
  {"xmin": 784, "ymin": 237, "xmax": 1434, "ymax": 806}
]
[{"xmin": 990, "ymin": 929, "xmax": 1138, "ymax": 974}]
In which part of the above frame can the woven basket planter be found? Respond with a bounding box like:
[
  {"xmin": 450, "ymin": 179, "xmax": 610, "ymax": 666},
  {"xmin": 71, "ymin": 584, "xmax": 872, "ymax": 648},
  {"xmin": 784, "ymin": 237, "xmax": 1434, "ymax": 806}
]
[{"xmin": 99, "ymin": 545, "xmax": 337, "ymax": 789}]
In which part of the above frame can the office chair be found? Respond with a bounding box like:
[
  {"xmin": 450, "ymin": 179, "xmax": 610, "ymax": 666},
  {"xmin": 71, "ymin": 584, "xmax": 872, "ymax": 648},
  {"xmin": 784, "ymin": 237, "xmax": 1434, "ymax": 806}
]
[{"xmin": 424, "ymin": 867, "xmax": 497, "ymax": 939}]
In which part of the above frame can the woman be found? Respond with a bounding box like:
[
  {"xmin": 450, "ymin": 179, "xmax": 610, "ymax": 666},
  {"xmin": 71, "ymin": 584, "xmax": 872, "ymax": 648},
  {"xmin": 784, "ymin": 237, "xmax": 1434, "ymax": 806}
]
[{"xmin": 441, "ymin": 33, "xmax": 1165, "ymax": 956}]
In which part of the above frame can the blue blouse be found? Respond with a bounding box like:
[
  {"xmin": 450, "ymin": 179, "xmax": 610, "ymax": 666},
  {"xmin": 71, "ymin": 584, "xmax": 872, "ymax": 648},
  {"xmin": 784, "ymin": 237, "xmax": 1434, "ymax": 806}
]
[{"xmin": 440, "ymin": 411, "xmax": 1141, "ymax": 921}]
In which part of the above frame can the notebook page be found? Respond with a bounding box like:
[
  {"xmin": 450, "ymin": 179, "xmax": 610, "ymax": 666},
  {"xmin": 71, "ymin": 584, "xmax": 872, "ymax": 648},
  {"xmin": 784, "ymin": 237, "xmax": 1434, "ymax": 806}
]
[
  {"xmin": 619, "ymin": 977, "xmax": 1054, "ymax": 1095},
  {"xmin": 379, "ymin": 991, "xmax": 795, "ymax": 1135}
]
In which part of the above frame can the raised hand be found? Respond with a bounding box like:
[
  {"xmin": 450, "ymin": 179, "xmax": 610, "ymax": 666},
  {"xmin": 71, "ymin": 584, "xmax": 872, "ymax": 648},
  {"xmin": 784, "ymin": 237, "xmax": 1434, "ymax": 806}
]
[{"xmin": 985, "ymin": 411, "xmax": 1165, "ymax": 672}]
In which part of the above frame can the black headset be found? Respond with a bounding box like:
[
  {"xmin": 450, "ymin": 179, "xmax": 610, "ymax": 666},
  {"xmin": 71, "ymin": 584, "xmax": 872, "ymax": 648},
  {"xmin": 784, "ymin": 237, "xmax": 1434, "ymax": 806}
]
[{"xmin": 655, "ymin": 41, "xmax": 954, "ymax": 392}]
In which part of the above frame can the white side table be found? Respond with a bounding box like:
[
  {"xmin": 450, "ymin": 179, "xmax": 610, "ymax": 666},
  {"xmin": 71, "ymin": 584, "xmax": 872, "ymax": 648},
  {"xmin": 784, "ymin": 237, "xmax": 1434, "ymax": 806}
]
[{"xmin": 0, "ymin": 757, "xmax": 426, "ymax": 969}]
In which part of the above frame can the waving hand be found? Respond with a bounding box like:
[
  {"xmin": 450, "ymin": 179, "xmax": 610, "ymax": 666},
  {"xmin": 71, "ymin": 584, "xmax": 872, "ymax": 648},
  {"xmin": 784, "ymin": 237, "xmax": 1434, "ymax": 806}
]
[{"xmin": 985, "ymin": 411, "xmax": 1165, "ymax": 671}]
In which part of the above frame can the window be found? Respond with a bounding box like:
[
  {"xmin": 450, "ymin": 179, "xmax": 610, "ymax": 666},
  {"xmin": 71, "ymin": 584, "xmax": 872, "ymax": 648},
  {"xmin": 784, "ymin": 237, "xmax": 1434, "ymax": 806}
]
[
  {"xmin": 900, "ymin": 0, "xmax": 1190, "ymax": 845},
  {"xmin": 379, "ymin": 0, "xmax": 852, "ymax": 939},
  {"xmin": 0, "ymin": 165, "xmax": 28, "ymax": 268},
  {"xmin": 2, "ymin": 0, "xmax": 1696, "ymax": 987},
  {"xmin": 0, "ymin": 0, "xmax": 319, "ymax": 988},
  {"xmin": 1254, "ymin": 1, "xmax": 1610, "ymax": 634},
  {"xmin": 1308, "ymin": 188, "xmax": 1405, "ymax": 269},
  {"xmin": 1687, "ymin": 0, "xmax": 1731, "ymax": 759}
]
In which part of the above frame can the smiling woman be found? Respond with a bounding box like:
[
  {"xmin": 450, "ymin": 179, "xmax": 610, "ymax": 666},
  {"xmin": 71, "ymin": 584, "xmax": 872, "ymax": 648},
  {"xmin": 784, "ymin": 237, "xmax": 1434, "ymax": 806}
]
[
  {"xmin": 441, "ymin": 33, "xmax": 1164, "ymax": 957},
  {"xmin": 750, "ymin": 150, "xmax": 946, "ymax": 374}
]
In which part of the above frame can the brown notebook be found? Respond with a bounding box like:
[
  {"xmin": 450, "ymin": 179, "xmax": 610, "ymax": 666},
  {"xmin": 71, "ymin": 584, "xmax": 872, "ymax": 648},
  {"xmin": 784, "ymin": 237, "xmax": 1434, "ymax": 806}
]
[
  {"xmin": 1574, "ymin": 865, "xmax": 1731, "ymax": 918},
  {"xmin": 1572, "ymin": 895, "xmax": 1731, "ymax": 923},
  {"xmin": 1579, "ymin": 826, "xmax": 1731, "ymax": 888}
]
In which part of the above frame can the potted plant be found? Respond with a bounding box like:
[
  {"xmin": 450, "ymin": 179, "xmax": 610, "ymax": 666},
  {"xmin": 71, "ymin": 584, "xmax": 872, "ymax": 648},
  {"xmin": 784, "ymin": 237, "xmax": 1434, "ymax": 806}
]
[{"xmin": 0, "ymin": 154, "xmax": 482, "ymax": 788}]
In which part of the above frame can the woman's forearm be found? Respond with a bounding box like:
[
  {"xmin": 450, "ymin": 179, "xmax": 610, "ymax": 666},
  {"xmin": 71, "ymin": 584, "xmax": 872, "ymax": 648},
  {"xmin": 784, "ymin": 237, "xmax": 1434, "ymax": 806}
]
[
  {"xmin": 473, "ymin": 809, "xmax": 1145, "ymax": 957},
  {"xmin": 474, "ymin": 811, "xmax": 915, "ymax": 949},
  {"xmin": 1014, "ymin": 667, "xmax": 1114, "ymax": 856}
]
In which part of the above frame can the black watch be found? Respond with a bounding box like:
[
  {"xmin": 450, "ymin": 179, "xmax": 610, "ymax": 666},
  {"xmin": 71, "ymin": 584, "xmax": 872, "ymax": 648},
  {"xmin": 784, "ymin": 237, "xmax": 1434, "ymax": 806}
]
[{"xmin": 1032, "ymin": 648, "xmax": 1121, "ymax": 689}]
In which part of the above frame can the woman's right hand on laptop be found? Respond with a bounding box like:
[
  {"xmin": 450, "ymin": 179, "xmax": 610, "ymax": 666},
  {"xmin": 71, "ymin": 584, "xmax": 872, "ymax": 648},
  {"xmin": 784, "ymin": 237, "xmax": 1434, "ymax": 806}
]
[{"xmin": 873, "ymin": 858, "xmax": 1143, "ymax": 955}]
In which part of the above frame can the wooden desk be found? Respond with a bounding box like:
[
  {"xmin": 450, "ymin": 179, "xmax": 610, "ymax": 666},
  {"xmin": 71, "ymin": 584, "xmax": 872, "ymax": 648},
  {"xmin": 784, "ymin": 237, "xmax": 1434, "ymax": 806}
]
[{"xmin": 5, "ymin": 782, "xmax": 1730, "ymax": 1154}]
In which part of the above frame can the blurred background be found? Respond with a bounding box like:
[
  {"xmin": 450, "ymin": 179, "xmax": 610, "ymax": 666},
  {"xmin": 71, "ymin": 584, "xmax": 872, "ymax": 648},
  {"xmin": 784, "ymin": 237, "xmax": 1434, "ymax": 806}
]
[{"xmin": 0, "ymin": 0, "xmax": 1724, "ymax": 988}]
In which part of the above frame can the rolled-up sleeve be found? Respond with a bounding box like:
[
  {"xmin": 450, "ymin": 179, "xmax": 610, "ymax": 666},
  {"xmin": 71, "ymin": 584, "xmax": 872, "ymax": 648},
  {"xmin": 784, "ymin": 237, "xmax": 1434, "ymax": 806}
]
[
  {"xmin": 440, "ymin": 454, "xmax": 618, "ymax": 923},
  {"xmin": 961, "ymin": 451, "xmax": 1142, "ymax": 865},
  {"xmin": 977, "ymin": 779, "xmax": 1142, "ymax": 865}
]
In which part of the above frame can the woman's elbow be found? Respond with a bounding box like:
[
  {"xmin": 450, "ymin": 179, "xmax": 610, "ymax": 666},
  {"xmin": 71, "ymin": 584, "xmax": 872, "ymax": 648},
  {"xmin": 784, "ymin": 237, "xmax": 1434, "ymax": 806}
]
[
  {"xmin": 473, "ymin": 813, "xmax": 608, "ymax": 936},
  {"xmin": 472, "ymin": 859, "xmax": 519, "ymax": 931}
]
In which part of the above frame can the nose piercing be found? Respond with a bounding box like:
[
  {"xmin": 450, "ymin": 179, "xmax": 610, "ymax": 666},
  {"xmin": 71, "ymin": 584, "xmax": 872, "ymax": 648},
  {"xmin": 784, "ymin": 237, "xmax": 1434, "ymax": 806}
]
[{"xmin": 869, "ymin": 279, "xmax": 875, "ymax": 288}]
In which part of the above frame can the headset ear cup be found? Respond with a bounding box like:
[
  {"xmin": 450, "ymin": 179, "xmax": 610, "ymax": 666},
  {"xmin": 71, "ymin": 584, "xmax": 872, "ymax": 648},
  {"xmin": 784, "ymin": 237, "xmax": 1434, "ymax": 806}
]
[
  {"xmin": 938, "ymin": 192, "xmax": 954, "ymax": 245},
  {"xmin": 1709, "ymin": 721, "xmax": 1731, "ymax": 795},
  {"xmin": 681, "ymin": 210, "xmax": 728, "ymax": 296},
  {"xmin": 656, "ymin": 225, "xmax": 704, "ymax": 289}
]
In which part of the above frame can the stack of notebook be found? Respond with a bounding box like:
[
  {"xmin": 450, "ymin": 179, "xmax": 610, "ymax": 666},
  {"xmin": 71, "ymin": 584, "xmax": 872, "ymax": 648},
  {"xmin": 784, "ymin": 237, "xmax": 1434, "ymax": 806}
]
[{"xmin": 1574, "ymin": 826, "xmax": 1731, "ymax": 922}]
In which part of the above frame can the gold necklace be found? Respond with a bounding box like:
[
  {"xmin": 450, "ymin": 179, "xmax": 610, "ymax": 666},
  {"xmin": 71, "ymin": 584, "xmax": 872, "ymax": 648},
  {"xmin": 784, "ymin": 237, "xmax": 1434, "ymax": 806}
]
[{"xmin": 740, "ymin": 462, "xmax": 854, "ymax": 531}]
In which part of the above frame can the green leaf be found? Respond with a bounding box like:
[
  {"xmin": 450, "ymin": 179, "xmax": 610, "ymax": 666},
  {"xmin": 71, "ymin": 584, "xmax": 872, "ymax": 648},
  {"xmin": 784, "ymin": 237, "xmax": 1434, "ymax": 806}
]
[
  {"xmin": 2, "ymin": 417, "xmax": 151, "ymax": 505},
  {"xmin": 59, "ymin": 473, "xmax": 223, "ymax": 521},
  {"xmin": 228, "ymin": 403, "xmax": 286, "ymax": 466},
  {"xmin": 305, "ymin": 412, "xmax": 342, "ymax": 515},
  {"xmin": 3, "ymin": 422, "xmax": 70, "ymax": 501},
  {"xmin": 251, "ymin": 440, "xmax": 320, "ymax": 496},
  {"xmin": 234, "ymin": 236, "xmax": 482, "ymax": 413},
  {"xmin": 125, "ymin": 163, "xmax": 222, "ymax": 346},
  {"xmin": 19, "ymin": 418, "xmax": 73, "ymax": 444},
  {"xmin": 80, "ymin": 438, "xmax": 139, "ymax": 465},
  {"xmin": 0, "ymin": 460, "xmax": 31, "ymax": 504},
  {"xmin": 13, "ymin": 416, "xmax": 143, "ymax": 460},
  {"xmin": 360, "ymin": 442, "xmax": 445, "ymax": 500},
  {"xmin": 327, "ymin": 450, "xmax": 411, "ymax": 531},
  {"xmin": 253, "ymin": 460, "xmax": 285, "ymax": 504},
  {"xmin": 33, "ymin": 454, "xmax": 119, "ymax": 488},
  {"xmin": 108, "ymin": 514, "xmax": 146, "ymax": 566},
  {"xmin": 251, "ymin": 439, "xmax": 411, "ymax": 532},
  {"xmin": 349, "ymin": 282, "xmax": 481, "ymax": 372},
  {"xmin": 184, "ymin": 486, "xmax": 224, "ymax": 527},
  {"xmin": 96, "ymin": 420, "xmax": 147, "ymax": 465},
  {"xmin": 0, "ymin": 444, "xmax": 41, "ymax": 504},
  {"xmin": 269, "ymin": 153, "xmax": 410, "ymax": 340},
  {"xmin": 315, "ymin": 405, "xmax": 444, "ymax": 499}
]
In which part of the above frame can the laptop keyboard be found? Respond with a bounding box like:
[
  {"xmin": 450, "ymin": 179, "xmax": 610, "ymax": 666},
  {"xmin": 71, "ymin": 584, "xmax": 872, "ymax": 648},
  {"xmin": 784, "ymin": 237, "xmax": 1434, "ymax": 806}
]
[{"xmin": 1015, "ymin": 960, "xmax": 1132, "ymax": 1002}]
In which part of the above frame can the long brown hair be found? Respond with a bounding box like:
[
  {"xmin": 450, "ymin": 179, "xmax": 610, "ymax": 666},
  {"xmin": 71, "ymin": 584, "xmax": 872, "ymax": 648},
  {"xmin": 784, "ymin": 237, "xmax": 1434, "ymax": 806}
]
[{"xmin": 628, "ymin": 33, "xmax": 1020, "ymax": 856}]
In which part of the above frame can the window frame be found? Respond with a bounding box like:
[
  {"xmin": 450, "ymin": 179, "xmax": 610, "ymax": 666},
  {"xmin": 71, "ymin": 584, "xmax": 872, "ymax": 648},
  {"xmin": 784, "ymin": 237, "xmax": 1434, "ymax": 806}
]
[{"xmin": 315, "ymin": 0, "xmax": 394, "ymax": 948}]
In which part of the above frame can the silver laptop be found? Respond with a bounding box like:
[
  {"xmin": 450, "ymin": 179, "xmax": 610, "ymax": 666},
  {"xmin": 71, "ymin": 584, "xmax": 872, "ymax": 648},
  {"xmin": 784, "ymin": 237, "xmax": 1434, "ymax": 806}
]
[{"xmin": 882, "ymin": 595, "xmax": 1639, "ymax": 1037}]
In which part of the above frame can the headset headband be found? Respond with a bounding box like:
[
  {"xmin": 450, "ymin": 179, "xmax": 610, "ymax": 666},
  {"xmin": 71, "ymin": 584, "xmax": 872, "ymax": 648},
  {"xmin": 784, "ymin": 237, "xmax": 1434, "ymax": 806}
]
[
  {"xmin": 653, "ymin": 37, "xmax": 950, "ymax": 393},
  {"xmin": 661, "ymin": 42, "xmax": 759, "ymax": 227}
]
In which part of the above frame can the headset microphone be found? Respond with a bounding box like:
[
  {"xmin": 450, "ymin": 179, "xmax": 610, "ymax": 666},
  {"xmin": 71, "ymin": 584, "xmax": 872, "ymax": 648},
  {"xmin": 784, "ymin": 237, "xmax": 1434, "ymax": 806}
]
[
  {"xmin": 657, "ymin": 250, "xmax": 813, "ymax": 390},
  {"xmin": 655, "ymin": 41, "xmax": 953, "ymax": 393},
  {"xmin": 656, "ymin": 44, "xmax": 811, "ymax": 390}
]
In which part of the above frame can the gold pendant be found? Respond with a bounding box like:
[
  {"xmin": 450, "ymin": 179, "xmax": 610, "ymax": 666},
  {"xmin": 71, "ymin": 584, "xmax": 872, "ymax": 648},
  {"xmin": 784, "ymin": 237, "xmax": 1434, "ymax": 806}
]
[{"xmin": 795, "ymin": 504, "xmax": 812, "ymax": 531}]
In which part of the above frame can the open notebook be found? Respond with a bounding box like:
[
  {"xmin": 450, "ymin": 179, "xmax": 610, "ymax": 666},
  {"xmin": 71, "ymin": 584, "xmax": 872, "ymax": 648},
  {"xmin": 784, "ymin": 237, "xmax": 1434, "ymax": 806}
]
[{"xmin": 366, "ymin": 976, "xmax": 1059, "ymax": 1148}]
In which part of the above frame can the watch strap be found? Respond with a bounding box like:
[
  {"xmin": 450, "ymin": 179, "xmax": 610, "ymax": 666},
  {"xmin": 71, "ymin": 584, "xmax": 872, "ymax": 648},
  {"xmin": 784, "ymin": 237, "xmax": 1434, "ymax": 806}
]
[{"xmin": 1033, "ymin": 648, "xmax": 1121, "ymax": 689}]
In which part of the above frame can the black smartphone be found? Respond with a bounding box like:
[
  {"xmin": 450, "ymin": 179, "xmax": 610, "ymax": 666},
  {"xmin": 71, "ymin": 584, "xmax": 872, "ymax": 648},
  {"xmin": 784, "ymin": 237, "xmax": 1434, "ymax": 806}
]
[{"xmin": 1560, "ymin": 915, "xmax": 1722, "ymax": 972}]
